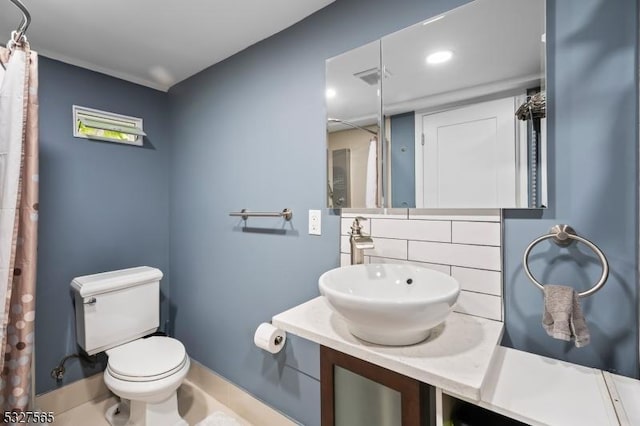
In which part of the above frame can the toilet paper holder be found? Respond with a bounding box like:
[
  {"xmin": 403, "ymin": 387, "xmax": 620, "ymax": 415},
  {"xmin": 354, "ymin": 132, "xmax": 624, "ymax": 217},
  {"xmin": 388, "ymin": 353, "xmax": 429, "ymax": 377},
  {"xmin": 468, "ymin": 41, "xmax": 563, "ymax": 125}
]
[{"xmin": 254, "ymin": 322, "xmax": 287, "ymax": 354}]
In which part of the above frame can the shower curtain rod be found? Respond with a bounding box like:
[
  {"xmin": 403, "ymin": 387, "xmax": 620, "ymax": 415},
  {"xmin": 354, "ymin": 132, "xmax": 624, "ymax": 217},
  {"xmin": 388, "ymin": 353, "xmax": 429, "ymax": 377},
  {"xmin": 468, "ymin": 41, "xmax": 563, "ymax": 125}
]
[
  {"xmin": 328, "ymin": 118, "xmax": 378, "ymax": 136},
  {"xmin": 7, "ymin": 0, "xmax": 31, "ymax": 42}
]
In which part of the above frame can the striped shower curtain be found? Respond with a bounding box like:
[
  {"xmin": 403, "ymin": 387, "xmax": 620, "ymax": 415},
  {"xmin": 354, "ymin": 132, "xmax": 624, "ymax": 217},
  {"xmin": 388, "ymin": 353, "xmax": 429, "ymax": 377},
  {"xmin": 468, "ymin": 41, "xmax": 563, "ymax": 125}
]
[{"xmin": 0, "ymin": 44, "xmax": 39, "ymax": 412}]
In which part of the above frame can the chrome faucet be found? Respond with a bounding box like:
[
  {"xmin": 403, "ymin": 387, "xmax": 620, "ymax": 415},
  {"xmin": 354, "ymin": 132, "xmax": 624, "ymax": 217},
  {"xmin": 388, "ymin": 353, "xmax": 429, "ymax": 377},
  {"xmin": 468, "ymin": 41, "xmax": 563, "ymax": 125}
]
[{"xmin": 350, "ymin": 217, "xmax": 375, "ymax": 265}]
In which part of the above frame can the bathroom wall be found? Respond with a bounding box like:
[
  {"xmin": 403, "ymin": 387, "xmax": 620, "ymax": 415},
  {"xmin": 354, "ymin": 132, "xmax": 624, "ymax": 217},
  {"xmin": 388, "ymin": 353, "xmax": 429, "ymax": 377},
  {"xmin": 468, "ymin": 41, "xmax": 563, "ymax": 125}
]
[
  {"xmin": 170, "ymin": 0, "xmax": 637, "ymax": 424},
  {"xmin": 502, "ymin": 0, "xmax": 639, "ymax": 378},
  {"xmin": 36, "ymin": 57, "xmax": 171, "ymax": 394},
  {"xmin": 339, "ymin": 210, "xmax": 503, "ymax": 321},
  {"xmin": 169, "ymin": 0, "xmax": 470, "ymax": 424}
]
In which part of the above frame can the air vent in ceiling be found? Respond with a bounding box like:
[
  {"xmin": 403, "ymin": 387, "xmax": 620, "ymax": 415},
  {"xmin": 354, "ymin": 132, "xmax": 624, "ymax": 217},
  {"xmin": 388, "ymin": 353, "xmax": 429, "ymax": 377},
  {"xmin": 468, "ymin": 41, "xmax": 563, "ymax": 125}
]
[{"xmin": 353, "ymin": 67, "xmax": 392, "ymax": 86}]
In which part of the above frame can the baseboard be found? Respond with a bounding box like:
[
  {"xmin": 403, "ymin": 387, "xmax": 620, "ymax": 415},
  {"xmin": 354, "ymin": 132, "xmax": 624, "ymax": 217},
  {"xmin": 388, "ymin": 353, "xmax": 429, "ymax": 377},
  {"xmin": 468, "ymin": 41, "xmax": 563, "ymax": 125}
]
[
  {"xmin": 35, "ymin": 373, "xmax": 110, "ymax": 414},
  {"xmin": 34, "ymin": 359, "xmax": 298, "ymax": 425},
  {"xmin": 187, "ymin": 359, "xmax": 298, "ymax": 426}
]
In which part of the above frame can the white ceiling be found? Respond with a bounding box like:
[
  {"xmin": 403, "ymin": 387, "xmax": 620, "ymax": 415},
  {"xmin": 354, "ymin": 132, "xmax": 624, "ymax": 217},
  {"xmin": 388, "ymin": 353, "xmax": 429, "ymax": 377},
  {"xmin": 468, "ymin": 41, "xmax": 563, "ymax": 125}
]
[{"xmin": 0, "ymin": 0, "xmax": 335, "ymax": 91}]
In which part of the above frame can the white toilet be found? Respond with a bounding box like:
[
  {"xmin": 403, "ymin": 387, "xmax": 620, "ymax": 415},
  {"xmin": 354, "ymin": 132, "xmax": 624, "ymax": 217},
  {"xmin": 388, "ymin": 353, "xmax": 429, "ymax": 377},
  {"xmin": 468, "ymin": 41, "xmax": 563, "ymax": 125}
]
[{"xmin": 71, "ymin": 266, "xmax": 190, "ymax": 426}]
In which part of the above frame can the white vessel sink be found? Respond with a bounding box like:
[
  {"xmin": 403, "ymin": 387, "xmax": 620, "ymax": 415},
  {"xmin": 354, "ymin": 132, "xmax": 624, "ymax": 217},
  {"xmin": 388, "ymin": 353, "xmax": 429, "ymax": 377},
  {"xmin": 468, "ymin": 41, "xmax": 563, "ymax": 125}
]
[{"xmin": 319, "ymin": 264, "xmax": 460, "ymax": 345}]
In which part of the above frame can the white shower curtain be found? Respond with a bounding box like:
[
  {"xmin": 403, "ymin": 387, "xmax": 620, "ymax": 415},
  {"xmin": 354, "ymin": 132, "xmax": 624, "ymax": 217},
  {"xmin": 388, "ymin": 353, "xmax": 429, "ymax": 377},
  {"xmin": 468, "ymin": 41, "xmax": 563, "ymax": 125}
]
[
  {"xmin": 0, "ymin": 43, "xmax": 39, "ymax": 412},
  {"xmin": 365, "ymin": 138, "xmax": 377, "ymax": 208}
]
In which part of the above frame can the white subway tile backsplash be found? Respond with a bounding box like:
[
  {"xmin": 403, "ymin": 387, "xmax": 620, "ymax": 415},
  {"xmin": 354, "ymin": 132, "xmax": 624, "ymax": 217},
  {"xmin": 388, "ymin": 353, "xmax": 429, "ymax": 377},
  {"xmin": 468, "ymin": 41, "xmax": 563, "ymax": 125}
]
[
  {"xmin": 409, "ymin": 209, "xmax": 500, "ymax": 222},
  {"xmin": 371, "ymin": 219, "xmax": 451, "ymax": 242},
  {"xmin": 342, "ymin": 236, "xmax": 408, "ymax": 260},
  {"xmin": 454, "ymin": 291, "xmax": 502, "ymax": 321},
  {"xmin": 342, "ymin": 209, "xmax": 408, "ymax": 219},
  {"xmin": 408, "ymin": 241, "xmax": 501, "ymax": 271},
  {"xmin": 341, "ymin": 217, "xmax": 371, "ymax": 236},
  {"xmin": 452, "ymin": 267, "xmax": 502, "ymax": 296},
  {"xmin": 364, "ymin": 238, "xmax": 407, "ymax": 260},
  {"xmin": 452, "ymin": 222, "xmax": 501, "ymax": 246},
  {"xmin": 339, "ymin": 209, "xmax": 503, "ymax": 322},
  {"xmin": 368, "ymin": 257, "xmax": 451, "ymax": 275},
  {"xmin": 340, "ymin": 235, "xmax": 349, "ymax": 254}
]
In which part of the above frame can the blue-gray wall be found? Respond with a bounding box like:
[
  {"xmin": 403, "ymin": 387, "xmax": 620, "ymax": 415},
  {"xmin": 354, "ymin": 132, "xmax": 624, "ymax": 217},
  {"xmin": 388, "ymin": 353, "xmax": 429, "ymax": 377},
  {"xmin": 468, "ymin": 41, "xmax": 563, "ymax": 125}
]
[
  {"xmin": 32, "ymin": 0, "xmax": 638, "ymax": 420},
  {"xmin": 170, "ymin": 0, "xmax": 638, "ymax": 423},
  {"xmin": 503, "ymin": 0, "xmax": 639, "ymax": 377},
  {"xmin": 390, "ymin": 112, "xmax": 416, "ymax": 208},
  {"xmin": 168, "ymin": 1, "xmax": 468, "ymax": 424},
  {"xmin": 36, "ymin": 57, "xmax": 171, "ymax": 394}
]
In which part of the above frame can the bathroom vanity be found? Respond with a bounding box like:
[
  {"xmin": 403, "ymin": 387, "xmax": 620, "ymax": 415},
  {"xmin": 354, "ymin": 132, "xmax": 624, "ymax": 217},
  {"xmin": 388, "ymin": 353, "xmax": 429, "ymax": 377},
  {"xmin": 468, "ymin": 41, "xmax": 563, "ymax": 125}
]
[{"xmin": 273, "ymin": 297, "xmax": 629, "ymax": 425}]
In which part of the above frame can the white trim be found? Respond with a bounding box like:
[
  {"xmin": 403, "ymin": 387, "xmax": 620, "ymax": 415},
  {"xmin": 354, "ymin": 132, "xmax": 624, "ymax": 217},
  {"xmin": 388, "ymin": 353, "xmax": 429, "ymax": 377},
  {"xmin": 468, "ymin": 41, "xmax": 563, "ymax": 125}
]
[
  {"xmin": 187, "ymin": 360, "xmax": 297, "ymax": 425},
  {"xmin": 35, "ymin": 48, "xmax": 170, "ymax": 92},
  {"xmin": 35, "ymin": 373, "xmax": 109, "ymax": 414}
]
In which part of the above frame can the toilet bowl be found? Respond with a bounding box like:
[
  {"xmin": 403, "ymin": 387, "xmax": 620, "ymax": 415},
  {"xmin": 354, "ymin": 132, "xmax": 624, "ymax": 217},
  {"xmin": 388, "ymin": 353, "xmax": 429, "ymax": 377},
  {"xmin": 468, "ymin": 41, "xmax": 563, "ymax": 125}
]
[
  {"xmin": 70, "ymin": 267, "xmax": 190, "ymax": 426},
  {"xmin": 103, "ymin": 336, "xmax": 190, "ymax": 426}
]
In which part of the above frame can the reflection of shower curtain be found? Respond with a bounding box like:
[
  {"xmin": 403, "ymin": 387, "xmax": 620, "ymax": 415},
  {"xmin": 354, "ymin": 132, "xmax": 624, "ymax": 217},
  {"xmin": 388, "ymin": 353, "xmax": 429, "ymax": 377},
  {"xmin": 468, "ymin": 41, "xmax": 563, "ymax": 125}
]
[
  {"xmin": 365, "ymin": 138, "xmax": 377, "ymax": 208},
  {"xmin": 0, "ymin": 45, "xmax": 39, "ymax": 412}
]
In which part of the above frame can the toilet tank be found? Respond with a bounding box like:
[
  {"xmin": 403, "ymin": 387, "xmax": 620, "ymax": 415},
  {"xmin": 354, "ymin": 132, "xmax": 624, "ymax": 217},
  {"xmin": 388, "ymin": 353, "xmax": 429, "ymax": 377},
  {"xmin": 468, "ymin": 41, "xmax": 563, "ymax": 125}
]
[{"xmin": 71, "ymin": 266, "xmax": 163, "ymax": 355}]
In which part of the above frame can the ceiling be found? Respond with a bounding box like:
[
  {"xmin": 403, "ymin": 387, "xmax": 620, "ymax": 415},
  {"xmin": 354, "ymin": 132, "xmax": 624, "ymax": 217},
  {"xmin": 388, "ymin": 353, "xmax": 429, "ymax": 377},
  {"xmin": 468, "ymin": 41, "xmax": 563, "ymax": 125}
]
[{"xmin": 0, "ymin": 0, "xmax": 335, "ymax": 91}]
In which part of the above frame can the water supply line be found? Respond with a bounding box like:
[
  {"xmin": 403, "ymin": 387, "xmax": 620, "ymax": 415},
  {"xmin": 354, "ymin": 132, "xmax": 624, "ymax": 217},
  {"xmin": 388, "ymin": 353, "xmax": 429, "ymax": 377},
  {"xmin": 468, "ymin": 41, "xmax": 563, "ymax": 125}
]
[{"xmin": 51, "ymin": 353, "xmax": 97, "ymax": 382}]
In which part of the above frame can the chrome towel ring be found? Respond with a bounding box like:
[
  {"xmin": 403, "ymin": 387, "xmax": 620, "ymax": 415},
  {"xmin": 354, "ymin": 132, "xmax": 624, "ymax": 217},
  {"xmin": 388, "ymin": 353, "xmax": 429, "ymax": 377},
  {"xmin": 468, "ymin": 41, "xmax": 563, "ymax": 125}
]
[{"xmin": 523, "ymin": 224, "xmax": 609, "ymax": 298}]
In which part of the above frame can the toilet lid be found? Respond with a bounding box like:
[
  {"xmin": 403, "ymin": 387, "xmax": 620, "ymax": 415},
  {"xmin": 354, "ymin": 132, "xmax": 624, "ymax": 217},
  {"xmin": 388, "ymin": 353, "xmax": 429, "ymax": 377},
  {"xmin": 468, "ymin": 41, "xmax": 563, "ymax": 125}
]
[{"xmin": 107, "ymin": 336, "xmax": 187, "ymax": 381}]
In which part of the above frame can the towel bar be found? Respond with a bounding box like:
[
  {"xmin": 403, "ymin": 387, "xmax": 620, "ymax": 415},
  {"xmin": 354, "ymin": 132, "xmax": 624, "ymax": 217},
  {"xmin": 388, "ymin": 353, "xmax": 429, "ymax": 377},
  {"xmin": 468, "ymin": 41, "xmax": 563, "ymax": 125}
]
[
  {"xmin": 523, "ymin": 224, "xmax": 609, "ymax": 298},
  {"xmin": 229, "ymin": 208, "xmax": 293, "ymax": 221}
]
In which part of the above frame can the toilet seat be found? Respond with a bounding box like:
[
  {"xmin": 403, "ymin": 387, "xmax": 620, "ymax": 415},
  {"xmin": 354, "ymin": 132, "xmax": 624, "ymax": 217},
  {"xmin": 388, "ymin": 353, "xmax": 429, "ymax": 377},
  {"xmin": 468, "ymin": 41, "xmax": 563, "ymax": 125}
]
[{"xmin": 107, "ymin": 336, "xmax": 187, "ymax": 382}]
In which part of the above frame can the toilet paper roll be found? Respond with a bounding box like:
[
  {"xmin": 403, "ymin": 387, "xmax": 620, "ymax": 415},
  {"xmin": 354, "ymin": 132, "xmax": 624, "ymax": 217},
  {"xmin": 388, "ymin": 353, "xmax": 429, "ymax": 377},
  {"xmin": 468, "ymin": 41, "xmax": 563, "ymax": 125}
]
[{"xmin": 254, "ymin": 323, "xmax": 286, "ymax": 354}]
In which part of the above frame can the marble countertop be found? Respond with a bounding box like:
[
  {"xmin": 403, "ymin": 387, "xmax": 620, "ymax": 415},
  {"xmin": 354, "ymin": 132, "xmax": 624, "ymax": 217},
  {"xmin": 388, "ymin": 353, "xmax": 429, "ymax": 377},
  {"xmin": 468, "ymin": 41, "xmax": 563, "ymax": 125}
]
[
  {"xmin": 272, "ymin": 296, "xmax": 504, "ymax": 400},
  {"xmin": 604, "ymin": 371, "xmax": 640, "ymax": 425},
  {"xmin": 475, "ymin": 346, "xmax": 619, "ymax": 426}
]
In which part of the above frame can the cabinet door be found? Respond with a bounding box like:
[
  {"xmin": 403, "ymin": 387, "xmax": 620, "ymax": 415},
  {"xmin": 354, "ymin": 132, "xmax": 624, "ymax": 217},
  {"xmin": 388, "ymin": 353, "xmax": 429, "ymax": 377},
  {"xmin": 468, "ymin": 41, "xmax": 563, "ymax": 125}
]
[{"xmin": 321, "ymin": 346, "xmax": 433, "ymax": 426}]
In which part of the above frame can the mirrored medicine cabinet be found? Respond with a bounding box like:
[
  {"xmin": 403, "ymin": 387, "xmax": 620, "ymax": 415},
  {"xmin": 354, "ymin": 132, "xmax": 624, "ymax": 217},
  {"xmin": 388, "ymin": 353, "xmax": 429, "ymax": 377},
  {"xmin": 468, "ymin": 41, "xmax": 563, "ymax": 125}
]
[{"xmin": 326, "ymin": 0, "xmax": 547, "ymax": 209}]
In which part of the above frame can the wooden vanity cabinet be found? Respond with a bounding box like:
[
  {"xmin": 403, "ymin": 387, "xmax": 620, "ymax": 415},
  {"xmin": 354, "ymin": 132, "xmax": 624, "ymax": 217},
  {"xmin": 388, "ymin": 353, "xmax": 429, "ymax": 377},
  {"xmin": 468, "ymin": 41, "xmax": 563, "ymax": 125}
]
[{"xmin": 321, "ymin": 345, "xmax": 434, "ymax": 426}]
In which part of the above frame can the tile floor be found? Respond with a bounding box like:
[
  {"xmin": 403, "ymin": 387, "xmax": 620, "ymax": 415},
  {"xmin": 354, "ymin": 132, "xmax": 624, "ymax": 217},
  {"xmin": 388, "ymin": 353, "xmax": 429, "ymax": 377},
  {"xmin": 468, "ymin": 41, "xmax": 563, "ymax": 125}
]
[{"xmin": 51, "ymin": 379, "xmax": 251, "ymax": 426}]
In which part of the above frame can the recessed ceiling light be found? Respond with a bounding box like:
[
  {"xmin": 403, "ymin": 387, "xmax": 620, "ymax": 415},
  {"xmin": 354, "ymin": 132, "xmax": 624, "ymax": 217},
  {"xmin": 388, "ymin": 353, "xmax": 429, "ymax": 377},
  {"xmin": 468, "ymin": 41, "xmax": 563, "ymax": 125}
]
[
  {"xmin": 422, "ymin": 15, "xmax": 445, "ymax": 26},
  {"xmin": 426, "ymin": 50, "xmax": 453, "ymax": 65},
  {"xmin": 325, "ymin": 88, "xmax": 336, "ymax": 99}
]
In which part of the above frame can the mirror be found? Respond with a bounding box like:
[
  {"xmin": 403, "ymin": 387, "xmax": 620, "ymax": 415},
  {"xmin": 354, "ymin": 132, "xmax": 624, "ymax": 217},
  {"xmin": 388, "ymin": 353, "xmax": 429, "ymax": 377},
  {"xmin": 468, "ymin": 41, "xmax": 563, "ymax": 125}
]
[
  {"xmin": 326, "ymin": 41, "xmax": 381, "ymax": 208},
  {"xmin": 326, "ymin": 0, "xmax": 547, "ymax": 209}
]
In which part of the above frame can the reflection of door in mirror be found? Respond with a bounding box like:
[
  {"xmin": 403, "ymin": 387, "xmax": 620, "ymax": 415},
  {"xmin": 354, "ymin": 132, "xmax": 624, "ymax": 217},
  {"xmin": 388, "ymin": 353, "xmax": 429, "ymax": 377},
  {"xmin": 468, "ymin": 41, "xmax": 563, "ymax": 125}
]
[
  {"xmin": 417, "ymin": 97, "xmax": 522, "ymax": 208},
  {"xmin": 382, "ymin": 0, "xmax": 546, "ymax": 209}
]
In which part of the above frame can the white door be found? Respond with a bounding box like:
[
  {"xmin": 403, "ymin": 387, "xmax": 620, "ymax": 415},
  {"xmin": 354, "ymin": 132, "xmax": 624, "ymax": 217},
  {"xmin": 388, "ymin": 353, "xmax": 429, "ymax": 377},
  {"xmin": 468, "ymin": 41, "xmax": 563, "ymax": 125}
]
[{"xmin": 417, "ymin": 97, "xmax": 518, "ymax": 208}]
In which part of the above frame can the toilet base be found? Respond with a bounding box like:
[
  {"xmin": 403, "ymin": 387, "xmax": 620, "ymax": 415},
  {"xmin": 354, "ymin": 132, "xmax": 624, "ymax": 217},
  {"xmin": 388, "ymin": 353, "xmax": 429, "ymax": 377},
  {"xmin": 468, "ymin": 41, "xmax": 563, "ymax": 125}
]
[
  {"xmin": 105, "ymin": 401, "xmax": 129, "ymax": 426},
  {"xmin": 105, "ymin": 394, "xmax": 187, "ymax": 426}
]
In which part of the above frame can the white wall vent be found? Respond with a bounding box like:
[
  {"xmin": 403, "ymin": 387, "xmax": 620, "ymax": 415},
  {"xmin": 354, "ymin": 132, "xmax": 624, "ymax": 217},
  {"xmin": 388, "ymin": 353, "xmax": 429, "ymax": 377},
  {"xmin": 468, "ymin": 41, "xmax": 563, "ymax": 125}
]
[{"xmin": 73, "ymin": 105, "xmax": 146, "ymax": 146}]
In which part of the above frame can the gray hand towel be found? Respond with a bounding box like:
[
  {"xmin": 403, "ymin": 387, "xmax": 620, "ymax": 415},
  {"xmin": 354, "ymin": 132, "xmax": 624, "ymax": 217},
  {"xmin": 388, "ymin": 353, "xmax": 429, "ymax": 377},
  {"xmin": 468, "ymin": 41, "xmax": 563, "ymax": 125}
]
[{"xmin": 542, "ymin": 284, "xmax": 590, "ymax": 348}]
